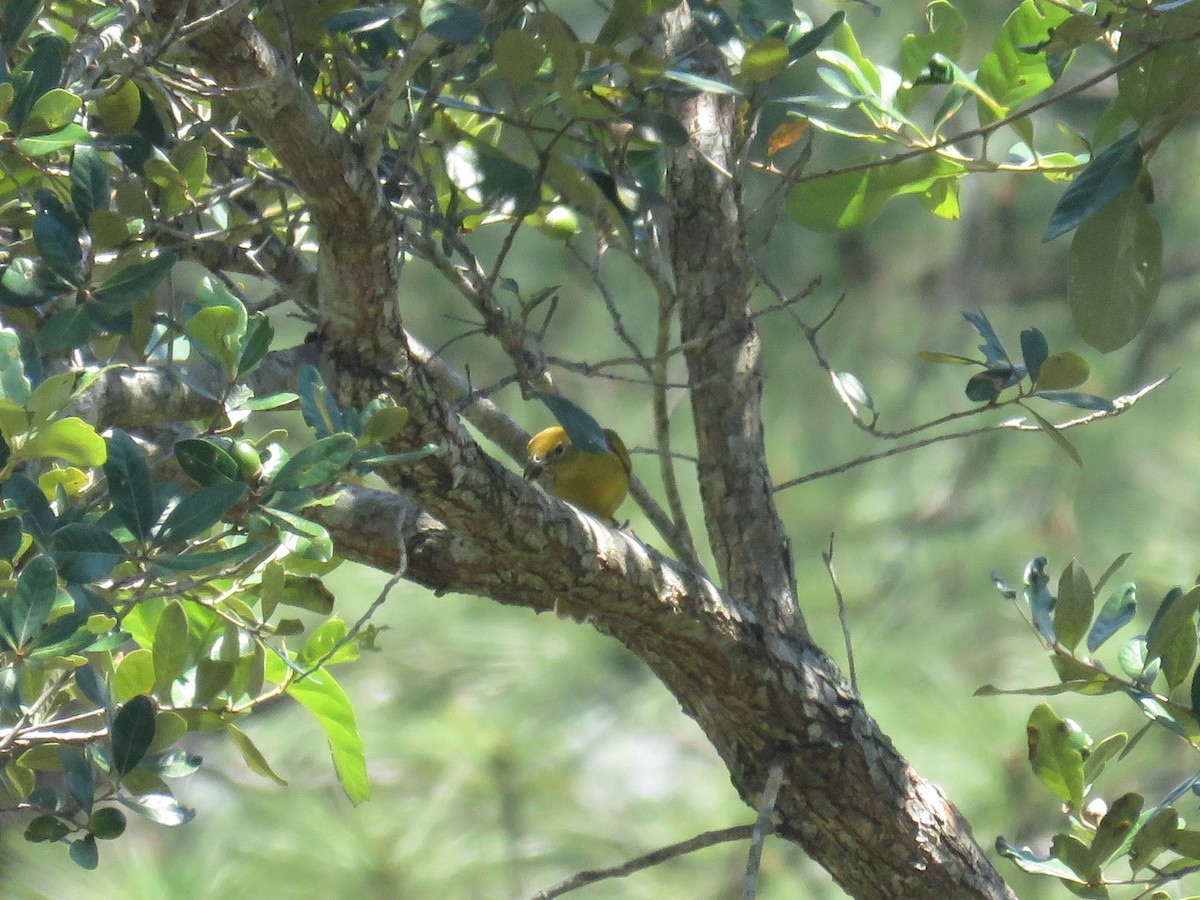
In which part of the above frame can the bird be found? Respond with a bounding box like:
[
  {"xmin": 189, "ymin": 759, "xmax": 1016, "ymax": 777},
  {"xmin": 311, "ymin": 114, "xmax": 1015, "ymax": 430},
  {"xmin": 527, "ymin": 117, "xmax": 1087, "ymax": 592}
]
[{"xmin": 524, "ymin": 425, "xmax": 631, "ymax": 520}]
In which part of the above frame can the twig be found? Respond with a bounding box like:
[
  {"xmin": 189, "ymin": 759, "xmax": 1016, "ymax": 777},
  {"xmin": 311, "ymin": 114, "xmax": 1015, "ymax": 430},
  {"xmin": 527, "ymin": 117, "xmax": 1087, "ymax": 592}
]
[
  {"xmin": 527, "ymin": 824, "xmax": 760, "ymax": 900},
  {"xmin": 774, "ymin": 376, "xmax": 1170, "ymax": 492},
  {"xmin": 743, "ymin": 760, "xmax": 785, "ymax": 900},
  {"xmin": 823, "ymin": 534, "xmax": 857, "ymax": 692}
]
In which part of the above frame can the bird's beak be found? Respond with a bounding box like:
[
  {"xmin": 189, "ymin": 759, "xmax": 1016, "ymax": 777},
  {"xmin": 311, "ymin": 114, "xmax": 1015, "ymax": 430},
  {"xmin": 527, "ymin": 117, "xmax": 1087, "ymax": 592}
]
[{"xmin": 523, "ymin": 460, "xmax": 542, "ymax": 481}]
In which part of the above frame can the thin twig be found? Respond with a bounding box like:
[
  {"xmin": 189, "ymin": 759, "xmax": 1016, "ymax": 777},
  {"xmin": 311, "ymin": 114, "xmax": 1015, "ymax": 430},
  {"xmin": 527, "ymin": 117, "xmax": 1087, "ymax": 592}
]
[
  {"xmin": 527, "ymin": 824, "xmax": 760, "ymax": 900},
  {"xmin": 774, "ymin": 376, "xmax": 1169, "ymax": 492},
  {"xmin": 823, "ymin": 534, "xmax": 857, "ymax": 692},
  {"xmin": 743, "ymin": 760, "xmax": 785, "ymax": 900}
]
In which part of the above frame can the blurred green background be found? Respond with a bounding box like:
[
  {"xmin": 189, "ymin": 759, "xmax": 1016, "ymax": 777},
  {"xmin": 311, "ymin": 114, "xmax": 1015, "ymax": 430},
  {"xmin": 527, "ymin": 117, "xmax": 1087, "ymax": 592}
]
[{"xmin": 9, "ymin": 1, "xmax": 1200, "ymax": 897}]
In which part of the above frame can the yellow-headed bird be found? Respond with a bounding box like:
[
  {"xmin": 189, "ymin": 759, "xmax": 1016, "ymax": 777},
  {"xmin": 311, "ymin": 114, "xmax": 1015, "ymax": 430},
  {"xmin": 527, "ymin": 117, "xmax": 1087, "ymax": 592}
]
[{"xmin": 524, "ymin": 426, "xmax": 631, "ymax": 520}]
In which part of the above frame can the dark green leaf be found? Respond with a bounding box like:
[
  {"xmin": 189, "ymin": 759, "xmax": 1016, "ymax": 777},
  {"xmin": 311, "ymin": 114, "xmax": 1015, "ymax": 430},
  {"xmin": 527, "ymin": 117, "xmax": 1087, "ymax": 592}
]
[
  {"xmin": 174, "ymin": 438, "xmax": 240, "ymax": 486},
  {"xmin": 1045, "ymin": 130, "xmax": 1143, "ymax": 242},
  {"xmin": 689, "ymin": 0, "xmax": 742, "ymax": 61},
  {"xmin": 790, "ymin": 11, "xmax": 846, "ymax": 60},
  {"xmin": 1131, "ymin": 807, "xmax": 1178, "ymax": 873},
  {"xmin": 536, "ymin": 394, "xmax": 612, "ymax": 456},
  {"xmin": 236, "ymin": 313, "xmax": 273, "ymax": 378},
  {"xmin": 32, "ymin": 189, "xmax": 81, "ymax": 283},
  {"xmin": 58, "ymin": 745, "xmax": 94, "ymax": 811},
  {"xmin": 1050, "ymin": 833, "xmax": 1100, "ymax": 885},
  {"xmin": 24, "ymin": 813, "xmax": 70, "ymax": 843},
  {"xmin": 962, "ymin": 309, "xmax": 1009, "ymax": 367},
  {"xmin": 2, "ymin": 0, "xmax": 42, "ymax": 54},
  {"xmin": 1036, "ymin": 391, "xmax": 1114, "ymax": 412},
  {"xmin": 1029, "ymin": 408, "xmax": 1082, "ymax": 468},
  {"xmin": 111, "ymin": 695, "xmax": 155, "ymax": 775},
  {"xmin": 70, "ymin": 146, "xmax": 109, "ymax": 224},
  {"xmin": 1092, "ymin": 792, "xmax": 1143, "ymax": 865},
  {"xmin": 1148, "ymin": 585, "xmax": 1200, "ymax": 687},
  {"xmin": 356, "ymin": 444, "xmax": 440, "ymax": 468},
  {"xmin": 89, "ymin": 807, "xmax": 127, "ymax": 840},
  {"xmin": 93, "ymin": 253, "xmax": 177, "ymax": 310},
  {"xmin": 154, "ymin": 482, "xmax": 247, "ymax": 546},
  {"xmin": 420, "ymin": 0, "xmax": 483, "ymax": 43},
  {"xmin": 965, "ymin": 370, "xmax": 1004, "ymax": 403},
  {"xmin": 260, "ymin": 507, "xmax": 333, "ymax": 562},
  {"xmin": 26, "ymin": 611, "xmax": 92, "ymax": 660},
  {"xmin": 68, "ymin": 835, "xmax": 98, "ymax": 870},
  {"xmin": 8, "ymin": 36, "xmax": 63, "ymax": 131},
  {"xmin": 3, "ymin": 474, "xmax": 55, "ymax": 545},
  {"xmin": 1088, "ymin": 583, "xmax": 1137, "ymax": 652},
  {"xmin": 104, "ymin": 430, "xmax": 158, "ymax": 540},
  {"xmin": 1024, "ymin": 556, "xmax": 1055, "ymax": 642},
  {"xmin": 39, "ymin": 307, "xmax": 92, "ymax": 350},
  {"xmin": 270, "ymin": 434, "xmax": 358, "ymax": 493},
  {"xmin": 6, "ymin": 554, "xmax": 58, "ymax": 649},
  {"xmin": 1068, "ymin": 184, "xmax": 1162, "ymax": 352},
  {"xmin": 1019, "ymin": 327, "xmax": 1048, "ymax": 382},
  {"xmin": 297, "ymin": 365, "xmax": 343, "ymax": 437},
  {"xmin": 51, "ymin": 522, "xmax": 126, "ymax": 583},
  {"xmin": 623, "ymin": 109, "xmax": 689, "ymax": 147}
]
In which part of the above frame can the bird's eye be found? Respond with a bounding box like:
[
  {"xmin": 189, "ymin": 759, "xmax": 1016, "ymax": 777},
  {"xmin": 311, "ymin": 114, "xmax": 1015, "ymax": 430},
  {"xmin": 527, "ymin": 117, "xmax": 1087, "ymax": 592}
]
[{"xmin": 551, "ymin": 442, "xmax": 566, "ymax": 456}]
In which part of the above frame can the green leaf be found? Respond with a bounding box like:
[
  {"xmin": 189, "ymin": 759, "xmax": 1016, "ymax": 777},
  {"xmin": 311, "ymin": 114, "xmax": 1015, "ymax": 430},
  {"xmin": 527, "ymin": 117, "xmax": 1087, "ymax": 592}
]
[
  {"xmin": 1036, "ymin": 391, "xmax": 1113, "ymax": 412},
  {"xmin": 2, "ymin": 0, "xmax": 42, "ymax": 55},
  {"xmin": 113, "ymin": 648, "xmax": 154, "ymax": 701},
  {"xmin": 359, "ymin": 405, "xmax": 408, "ymax": 446},
  {"xmin": 226, "ymin": 723, "xmax": 288, "ymax": 786},
  {"xmin": 1050, "ymin": 833, "xmax": 1100, "ymax": 886},
  {"xmin": 623, "ymin": 108, "xmax": 690, "ymax": 148},
  {"xmin": 260, "ymin": 507, "xmax": 333, "ymax": 561},
  {"xmin": 32, "ymin": 190, "xmax": 81, "ymax": 282},
  {"xmin": 5, "ymin": 554, "xmax": 58, "ymax": 649},
  {"xmin": 153, "ymin": 600, "xmax": 190, "ymax": 692},
  {"xmin": 787, "ymin": 156, "xmax": 965, "ymax": 230},
  {"xmin": 59, "ymin": 745, "xmax": 94, "ymax": 811},
  {"xmin": 1118, "ymin": 10, "xmax": 1200, "ymax": 126},
  {"xmin": 93, "ymin": 252, "xmax": 177, "ymax": 310},
  {"xmin": 536, "ymin": 394, "xmax": 612, "ymax": 456},
  {"xmin": 1044, "ymin": 131, "xmax": 1143, "ymax": 242},
  {"xmin": 0, "ymin": 327, "xmax": 32, "ymax": 404},
  {"xmin": 69, "ymin": 835, "xmax": 98, "ymax": 870},
  {"xmin": 1088, "ymin": 583, "xmax": 1137, "ymax": 652},
  {"xmin": 270, "ymin": 434, "xmax": 358, "ymax": 493},
  {"xmin": 1068, "ymin": 184, "xmax": 1162, "ymax": 353},
  {"xmin": 974, "ymin": 0, "xmax": 1072, "ymax": 121},
  {"xmin": 22, "ymin": 87, "xmax": 80, "ymax": 134},
  {"xmin": 1147, "ymin": 585, "xmax": 1200, "ymax": 688},
  {"xmin": 268, "ymin": 653, "xmax": 369, "ymax": 804},
  {"xmin": 596, "ymin": 0, "xmax": 650, "ymax": 47},
  {"xmin": 1029, "ymin": 408, "xmax": 1081, "ymax": 467},
  {"xmin": 20, "ymin": 416, "xmax": 105, "ymax": 467},
  {"xmin": 236, "ymin": 313, "xmax": 272, "ymax": 378},
  {"xmin": 1130, "ymin": 807, "xmax": 1178, "ymax": 873},
  {"xmin": 995, "ymin": 836, "xmax": 1085, "ymax": 881},
  {"xmin": 1026, "ymin": 702, "xmax": 1086, "ymax": 810},
  {"xmin": 186, "ymin": 305, "xmax": 242, "ymax": 373},
  {"xmin": 38, "ymin": 308, "xmax": 92, "ymax": 351},
  {"xmin": 174, "ymin": 438, "xmax": 240, "ymax": 486},
  {"xmin": 104, "ymin": 429, "xmax": 158, "ymax": 540},
  {"xmin": 1035, "ymin": 352, "xmax": 1089, "ymax": 390},
  {"xmin": 24, "ymin": 813, "xmax": 70, "ymax": 843},
  {"xmin": 1024, "ymin": 556, "xmax": 1056, "ymax": 640},
  {"xmin": 117, "ymin": 783, "xmax": 195, "ymax": 826},
  {"xmin": 297, "ymin": 365, "xmax": 343, "ymax": 437},
  {"xmin": 154, "ymin": 482, "xmax": 247, "ymax": 545},
  {"xmin": 51, "ymin": 522, "xmax": 126, "ymax": 583},
  {"xmin": 1092, "ymin": 792, "xmax": 1144, "ymax": 865},
  {"xmin": 791, "ymin": 11, "xmax": 847, "ymax": 61},
  {"xmin": 661, "ymin": 69, "xmax": 743, "ymax": 96},
  {"xmin": 89, "ymin": 807, "xmax": 127, "ymax": 840},
  {"xmin": 1019, "ymin": 327, "xmax": 1048, "ymax": 383},
  {"xmin": 1081, "ymin": 732, "xmax": 1127, "ymax": 785},
  {"xmin": 420, "ymin": 0, "xmax": 483, "ymax": 44},
  {"xmin": 8, "ymin": 36, "xmax": 64, "ymax": 131},
  {"xmin": 1055, "ymin": 560, "xmax": 1094, "ymax": 652},
  {"xmin": 15, "ymin": 122, "xmax": 88, "ymax": 156},
  {"xmin": 70, "ymin": 146, "xmax": 109, "ymax": 225},
  {"xmin": 493, "ymin": 29, "xmax": 544, "ymax": 87},
  {"xmin": 899, "ymin": 1, "xmax": 965, "ymax": 82},
  {"xmin": 111, "ymin": 695, "xmax": 156, "ymax": 775}
]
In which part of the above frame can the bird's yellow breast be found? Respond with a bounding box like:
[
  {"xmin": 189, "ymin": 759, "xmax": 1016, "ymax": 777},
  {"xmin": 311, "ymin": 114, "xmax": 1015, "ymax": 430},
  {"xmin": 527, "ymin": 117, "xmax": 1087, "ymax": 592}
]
[{"xmin": 524, "ymin": 426, "xmax": 631, "ymax": 520}]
